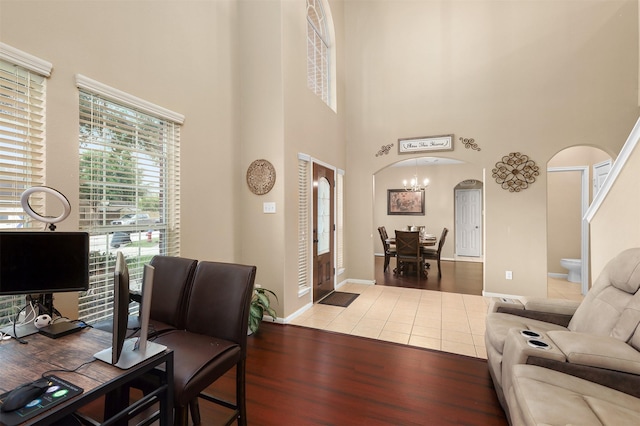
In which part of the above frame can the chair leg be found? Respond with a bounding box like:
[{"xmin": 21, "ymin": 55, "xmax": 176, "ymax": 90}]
[
  {"xmin": 437, "ymin": 258, "xmax": 442, "ymax": 278},
  {"xmin": 383, "ymin": 255, "xmax": 389, "ymax": 272},
  {"xmin": 189, "ymin": 398, "xmax": 202, "ymax": 425},
  {"xmin": 174, "ymin": 405, "xmax": 189, "ymax": 426},
  {"xmin": 237, "ymin": 360, "xmax": 247, "ymax": 426}
]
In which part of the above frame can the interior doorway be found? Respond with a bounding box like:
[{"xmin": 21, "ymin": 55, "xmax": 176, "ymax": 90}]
[
  {"xmin": 454, "ymin": 181, "xmax": 483, "ymax": 257},
  {"xmin": 547, "ymin": 146, "xmax": 612, "ymax": 296}
]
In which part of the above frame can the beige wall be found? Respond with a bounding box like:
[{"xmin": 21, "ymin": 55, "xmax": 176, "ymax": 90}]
[
  {"xmin": 591, "ymin": 139, "xmax": 640, "ymax": 277},
  {"xmin": 344, "ymin": 0, "xmax": 639, "ymax": 298},
  {"xmin": 0, "ymin": 0, "xmax": 240, "ymax": 316},
  {"xmin": 238, "ymin": 0, "xmax": 347, "ymax": 317},
  {"xmin": 1, "ymin": 0, "xmax": 639, "ymax": 319}
]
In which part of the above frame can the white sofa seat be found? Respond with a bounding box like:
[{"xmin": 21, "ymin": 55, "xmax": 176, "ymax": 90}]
[{"xmin": 508, "ymin": 365, "xmax": 640, "ymax": 426}]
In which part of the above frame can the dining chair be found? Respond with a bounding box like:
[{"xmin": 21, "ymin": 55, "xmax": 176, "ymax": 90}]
[
  {"xmin": 394, "ymin": 230, "xmax": 426, "ymax": 278},
  {"xmin": 378, "ymin": 226, "xmax": 396, "ymax": 272},
  {"xmin": 422, "ymin": 227, "xmax": 448, "ymax": 278},
  {"xmin": 152, "ymin": 261, "xmax": 257, "ymax": 426}
]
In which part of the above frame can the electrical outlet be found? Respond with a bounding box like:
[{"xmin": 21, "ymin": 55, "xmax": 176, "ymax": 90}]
[
  {"xmin": 505, "ymin": 270, "xmax": 513, "ymax": 280},
  {"xmin": 263, "ymin": 202, "xmax": 276, "ymax": 214}
]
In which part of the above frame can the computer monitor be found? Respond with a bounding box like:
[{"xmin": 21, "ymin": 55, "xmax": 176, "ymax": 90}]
[
  {"xmin": 0, "ymin": 231, "xmax": 89, "ymax": 338},
  {"xmin": 93, "ymin": 252, "xmax": 166, "ymax": 369},
  {"xmin": 0, "ymin": 231, "xmax": 89, "ymax": 297}
]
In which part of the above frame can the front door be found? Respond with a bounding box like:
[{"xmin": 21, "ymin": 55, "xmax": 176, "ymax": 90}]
[{"xmin": 313, "ymin": 163, "xmax": 334, "ymax": 302}]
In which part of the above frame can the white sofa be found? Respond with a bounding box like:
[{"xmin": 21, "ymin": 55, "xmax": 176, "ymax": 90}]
[{"xmin": 484, "ymin": 248, "xmax": 640, "ymax": 425}]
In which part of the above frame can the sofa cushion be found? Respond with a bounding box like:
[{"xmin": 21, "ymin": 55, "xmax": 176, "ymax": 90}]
[
  {"xmin": 569, "ymin": 248, "xmax": 640, "ymax": 336},
  {"xmin": 611, "ymin": 290, "xmax": 640, "ymax": 342},
  {"xmin": 509, "ymin": 365, "xmax": 640, "ymax": 426}
]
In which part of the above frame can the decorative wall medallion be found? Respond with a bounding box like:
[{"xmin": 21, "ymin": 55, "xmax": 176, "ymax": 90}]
[
  {"xmin": 376, "ymin": 143, "xmax": 394, "ymax": 156},
  {"xmin": 459, "ymin": 137, "xmax": 481, "ymax": 151},
  {"xmin": 492, "ymin": 152, "xmax": 539, "ymax": 192},
  {"xmin": 246, "ymin": 159, "xmax": 276, "ymax": 195}
]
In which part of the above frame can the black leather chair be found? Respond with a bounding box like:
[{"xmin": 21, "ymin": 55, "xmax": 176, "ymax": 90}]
[
  {"xmin": 93, "ymin": 254, "xmax": 197, "ymax": 335},
  {"xmin": 394, "ymin": 230, "xmax": 426, "ymax": 278},
  {"xmin": 153, "ymin": 261, "xmax": 256, "ymax": 426},
  {"xmin": 422, "ymin": 227, "xmax": 448, "ymax": 278},
  {"xmin": 377, "ymin": 226, "xmax": 396, "ymax": 272},
  {"xmin": 145, "ymin": 255, "xmax": 198, "ymax": 335}
]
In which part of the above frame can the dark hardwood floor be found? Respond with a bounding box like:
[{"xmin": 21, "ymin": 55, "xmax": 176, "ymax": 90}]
[
  {"xmin": 375, "ymin": 256, "xmax": 484, "ymax": 296},
  {"xmin": 80, "ymin": 260, "xmax": 497, "ymax": 425},
  {"xmin": 199, "ymin": 322, "xmax": 506, "ymax": 425}
]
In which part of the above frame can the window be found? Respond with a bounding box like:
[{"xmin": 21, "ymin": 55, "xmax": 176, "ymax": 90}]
[
  {"xmin": 76, "ymin": 75, "xmax": 183, "ymax": 324},
  {"xmin": 0, "ymin": 44, "xmax": 51, "ymax": 326},
  {"xmin": 297, "ymin": 154, "xmax": 310, "ymax": 294},
  {"xmin": 307, "ymin": 0, "xmax": 331, "ymax": 107}
]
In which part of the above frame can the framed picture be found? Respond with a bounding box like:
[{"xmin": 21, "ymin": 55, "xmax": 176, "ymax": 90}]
[
  {"xmin": 387, "ymin": 189, "xmax": 425, "ymax": 215},
  {"xmin": 398, "ymin": 134, "xmax": 454, "ymax": 154}
]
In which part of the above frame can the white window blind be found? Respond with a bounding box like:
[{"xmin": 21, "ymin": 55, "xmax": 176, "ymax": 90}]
[
  {"xmin": 336, "ymin": 170, "xmax": 344, "ymax": 271},
  {"xmin": 307, "ymin": 0, "xmax": 330, "ymax": 106},
  {"xmin": 76, "ymin": 79, "xmax": 182, "ymax": 324},
  {"xmin": 0, "ymin": 47, "xmax": 51, "ymax": 327},
  {"xmin": 298, "ymin": 155, "xmax": 310, "ymax": 291}
]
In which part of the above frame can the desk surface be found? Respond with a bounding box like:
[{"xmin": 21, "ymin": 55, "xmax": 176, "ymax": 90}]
[{"xmin": 0, "ymin": 327, "xmax": 173, "ymax": 425}]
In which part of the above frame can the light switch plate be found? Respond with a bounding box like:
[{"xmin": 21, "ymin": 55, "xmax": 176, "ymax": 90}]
[{"xmin": 263, "ymin": 202, "xmax": 276, "ymax": 214}]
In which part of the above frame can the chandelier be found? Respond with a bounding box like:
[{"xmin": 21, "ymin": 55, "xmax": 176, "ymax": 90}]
[{"xmin": 403, "ymin": 159, "xmax": 429, "ymax": 191}]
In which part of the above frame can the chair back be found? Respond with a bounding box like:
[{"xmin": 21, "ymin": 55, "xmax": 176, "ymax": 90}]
[
  {"xmin": 378, "ymin": 226, "xmax": 390, "ymax": 251},
  {"xmin": 184, "ymin": 261, "xmax": 257, "ymax": 355},
  {"xmin": 436, "ymin": 228, "xmax": 449, "ymax": 255},
  {"xmin": 148, "ymin": 255, "xmax": 198, "ymax": 329},
  {"xmin": 395, "ymin": 230, "xmax": 421, "ymax": 259}
]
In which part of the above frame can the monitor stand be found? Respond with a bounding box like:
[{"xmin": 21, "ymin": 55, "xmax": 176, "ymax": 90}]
[{"xmin": 94, "ymin": 337, "xmax": 167, "ymax": 370}]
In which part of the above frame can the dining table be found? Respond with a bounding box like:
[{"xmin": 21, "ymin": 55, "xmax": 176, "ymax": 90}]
[{"xmin": 386, "ymin": 234, "xmax": 437, "ymax": 247}]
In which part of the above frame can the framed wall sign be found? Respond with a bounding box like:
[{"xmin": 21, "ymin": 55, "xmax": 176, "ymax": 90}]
[
  {"xmin": 398, "ymin": 134, "xmax": 453, "ymax": 154},
  {"xmin": 387, "ymin": 189, "xmax": 425, "ymax": 215}
]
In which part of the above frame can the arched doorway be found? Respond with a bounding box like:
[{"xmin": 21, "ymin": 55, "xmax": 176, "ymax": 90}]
[
  {"xmin": 372, "ymin": 156, "xmax": 484, "ymax": 293},
  {"xmin": 547, "ymin": 146, "xmax": 612, "ymax": 296}
]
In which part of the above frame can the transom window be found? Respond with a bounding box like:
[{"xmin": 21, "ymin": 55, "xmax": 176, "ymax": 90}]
[{"xmin": 307, "ymin": 0, "xmax": 331, "ymax": 106}]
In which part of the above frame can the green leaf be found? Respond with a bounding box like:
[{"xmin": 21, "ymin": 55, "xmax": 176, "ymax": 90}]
[
  {"xmin": 256, "ymin": 292, "xmax": 270, "ymax": 308},
  {"xmin": 250, "ymin": 304, "xmax": 263, "ymax": 319}
]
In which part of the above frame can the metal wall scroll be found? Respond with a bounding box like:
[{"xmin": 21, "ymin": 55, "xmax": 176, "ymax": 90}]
[
  {"xmin": 492, "ymin": 152, "xmax": 539, "ymax": 192},
  {"xmin": 376, "ymin": 144, "xmax": 394, "ymax": 157},
  {"xmin": 459, "ymin": 137, "xmax": 481, "ymax": 151}
]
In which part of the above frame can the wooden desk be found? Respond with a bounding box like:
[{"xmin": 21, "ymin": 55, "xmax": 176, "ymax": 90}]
[{"xmin": 0, "ymin": 327, "xmax": 173, "ymax": 426}]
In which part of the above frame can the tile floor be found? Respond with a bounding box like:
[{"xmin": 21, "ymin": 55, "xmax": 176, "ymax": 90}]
[{"xmin": 290, "ymin": 277, "xmax": 584, "ymax": 359}]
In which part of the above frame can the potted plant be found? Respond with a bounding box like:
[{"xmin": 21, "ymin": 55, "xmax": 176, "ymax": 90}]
[{"xmin": 248, "ymin": 286, "xmax": 278, "ymax": 334}]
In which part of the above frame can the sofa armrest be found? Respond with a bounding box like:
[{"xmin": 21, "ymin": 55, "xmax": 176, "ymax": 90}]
[
  {"xmin": 547, "ymin": 331, "xmax": 640, "ymax": 375},
  {"xmin": 489, "ymin": 297, "xmax": 578, "ymax": 327},
  {"xmin": 526, "ymin": 356, "xmax": 640, "ymax": 399},
  {"xmin": 488, "ymin": 297, "xmax": 524, "ymax": 313},
  {"xmin": 521, "ymin": 297, "xmax": 580, "ymax": 316}
]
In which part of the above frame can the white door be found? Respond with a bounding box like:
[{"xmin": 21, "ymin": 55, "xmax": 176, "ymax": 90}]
[
  {"xmin": 593, "ymin": 159, "xmax": 611, "ymax": 196},
  {"xmin": 455, "ymin": 188, "xmax": 482, "ymax": 257}
]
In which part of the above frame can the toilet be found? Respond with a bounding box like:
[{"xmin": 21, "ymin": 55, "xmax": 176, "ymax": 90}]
[{"xmin": 560, "ymin": 258, "xmax": 582, "ymax": 283}]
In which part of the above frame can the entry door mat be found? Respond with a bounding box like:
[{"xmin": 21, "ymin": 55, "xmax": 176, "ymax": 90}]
[
  {"xmin": 319, "ymin": 292, "xmax": 359, "ymax": 308},
  {"xmin": 0, "ymin": 375, "xmax": 83, "ymax": 426}
]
